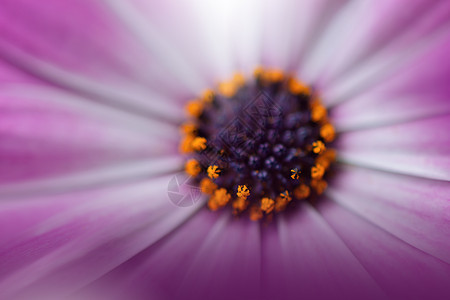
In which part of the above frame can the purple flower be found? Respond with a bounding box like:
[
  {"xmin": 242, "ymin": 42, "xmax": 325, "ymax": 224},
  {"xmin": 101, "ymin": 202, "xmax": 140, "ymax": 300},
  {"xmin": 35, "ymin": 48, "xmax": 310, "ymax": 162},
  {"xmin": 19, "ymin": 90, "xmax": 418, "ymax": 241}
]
[{"xmin": 0, "ymin": 0, "xmax": 449, "ymax": 299}]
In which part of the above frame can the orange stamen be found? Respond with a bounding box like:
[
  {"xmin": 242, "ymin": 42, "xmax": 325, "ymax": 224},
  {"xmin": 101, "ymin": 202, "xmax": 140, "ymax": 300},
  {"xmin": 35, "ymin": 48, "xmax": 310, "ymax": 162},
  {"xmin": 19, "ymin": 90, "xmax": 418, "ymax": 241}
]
[
  {"xmin": 275, "ymin": 196, "xmax": 289, "ymax": 212},
  {"xmin": 294, "ymin": 184, "xmax": 310, "ymax": 199},
  {"xmin": 311, "ymin": 164, "xmax": 325, "ymax": 179},
  {"xmin": 316, "ymin": 149, "xmax": 337, "ymax": 169},
  {"xmin": 288, "ymin": 78, "xmax": 310, "ymax": 95},
  {"xmin": 261, "ymin": 197, "xmax": 275, "ymax": 214},
  {"xmin": 218, "ymin": 73, "xmax": 245, "ymax": 97},
  {"xmin": 180, "ymin": 122, "xmax": 196, "ymax": 135},
  {"xmin": 280, "ymin": 190, "xmax": 292, "ymax": 202},
  {"xmin": 311, "ymin": 101, "xmax": 327, "ymax": 122},
  {"xmin": 312, "ymin": 140, "xmax": 326, "ymax": 154},
  {"xmin": 249, "ymin": 205, "xmax": 263, "ymax": 221},
  {"xmin": 200, "ymin": 178, "xmax": 217, "ymax": 195},
  {"xmin": 208, "ymin": 188, "xmax": 231, "ymax": 211},
  {"xmin": 266, "ymin": 69, "xmax": 284, "ymax": 82},
  {"xmin": 179, "ymin": 134, "xmax": 195, "ymax": 153},
  {"xmin": 207, "ymin": 165, "xmax": 221, "ymax": 179},
  {"xmin": 185, "ymin": 159, "xmax": 201, "ymax": 177},
  {"xmin": 310, "ymin": 179, "xmax": 328, "ymax": 195},
  {"xmin": 186, "ymin": 100, "xmax": 203, "ymax": 117},
  {"xmin": 237, "ymin": 185, "xmax": 250, "ymax": 198},
  {"xmin": 202, "ymin": 89, "xmax": 214, "ymax": 103},
  {"xmin": 192, "ymin": 137, "xmax": 207, "ymax": 151},
  {"xmin": 232, "ymin": 197, "xmax": 249, "ymax": 214},
  {"xmin": 320, "ymin": 123, "xmax": 336, "ymax": 143}
]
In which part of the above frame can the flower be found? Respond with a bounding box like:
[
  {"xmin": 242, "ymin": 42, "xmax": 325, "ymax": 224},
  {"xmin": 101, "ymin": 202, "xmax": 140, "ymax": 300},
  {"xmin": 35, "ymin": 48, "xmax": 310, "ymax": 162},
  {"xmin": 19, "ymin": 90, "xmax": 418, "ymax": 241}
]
[{"xmin": 0, "ymin": 0, "xmax": 449, "ymax": 299}]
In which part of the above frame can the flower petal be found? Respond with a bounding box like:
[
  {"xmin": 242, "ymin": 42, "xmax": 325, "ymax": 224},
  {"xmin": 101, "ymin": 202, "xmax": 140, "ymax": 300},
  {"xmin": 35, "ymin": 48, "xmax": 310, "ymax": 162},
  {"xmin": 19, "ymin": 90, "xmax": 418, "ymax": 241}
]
[
  {"xmin": 319, "ymin": 1, "xmax": 448, "ymax": 86},
  {"xmin": 85, "ymin": 210, "xmax": 261, "ymax": 300},
  {"xmin": 264, "ymin": 204, "xmax": 385, "ymax": 300},
  {"xmin": 0, "ymin": 86, "xmax": 178, "ymax": 183},
  {"xmin": 0, "ymin": 0, "xmax": 199, "ymax": 110},
  {"xmin": 336, "ymin": 114, "xmax": 450, "ymax": 180},
  {"xmin": 0, "ymin": 175, "xmax": 203, "ymax": 299},
  {"xmin": 326, "ymin": 165, "xmax": 450, "ymax": 264},
  {"xmin": 330, "ymin": 32, "xmax": 450, "ymax": 130},
  {"xmin": 318, "ymin": 198, "xmax": 450, "ymax": 299},
  {"xmin": 231, "ymin": 0, "xmax": 263, "ymax": 72},
  {"xmin": 300, "ymin": 0, "xmax": 367, "ymax": 84},
  {"xmin": 321, "ymin": 1, "xmax": 450, "ymax": 104},
  {"xmin": 0, "ymin": 0, "xmax": 155, "ymax": 86},
  {"xmin": 263, "ymin": 0, "xmax": 348, "ymax": 71},
  {"xmin": 104, "ymin": 0, "xmax": 257, "ymax": 89}
]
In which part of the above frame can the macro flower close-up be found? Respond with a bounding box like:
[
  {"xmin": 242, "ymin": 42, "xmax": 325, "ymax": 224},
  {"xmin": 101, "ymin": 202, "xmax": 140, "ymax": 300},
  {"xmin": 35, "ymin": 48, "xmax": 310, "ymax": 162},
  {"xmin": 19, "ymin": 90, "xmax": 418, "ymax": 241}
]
[{"xmin": 1, "ymin": 0, "xmax": 450, "ymax": 299}]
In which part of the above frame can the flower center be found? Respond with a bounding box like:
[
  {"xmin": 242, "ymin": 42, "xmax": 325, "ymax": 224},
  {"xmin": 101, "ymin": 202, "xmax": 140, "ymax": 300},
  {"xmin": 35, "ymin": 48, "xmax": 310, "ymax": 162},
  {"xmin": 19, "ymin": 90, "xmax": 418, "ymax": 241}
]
[{"xmin": 180, "ymin": 68, "xmax": 336, "ymax": 221}]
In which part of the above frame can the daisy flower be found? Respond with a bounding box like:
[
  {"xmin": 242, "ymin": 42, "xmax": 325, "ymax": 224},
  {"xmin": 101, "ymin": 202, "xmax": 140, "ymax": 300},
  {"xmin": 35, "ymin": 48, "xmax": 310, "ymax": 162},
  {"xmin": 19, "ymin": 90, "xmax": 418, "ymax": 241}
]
[{"xmin": 0, "ymin": 0, "xmax": 449, "ymax": 299}]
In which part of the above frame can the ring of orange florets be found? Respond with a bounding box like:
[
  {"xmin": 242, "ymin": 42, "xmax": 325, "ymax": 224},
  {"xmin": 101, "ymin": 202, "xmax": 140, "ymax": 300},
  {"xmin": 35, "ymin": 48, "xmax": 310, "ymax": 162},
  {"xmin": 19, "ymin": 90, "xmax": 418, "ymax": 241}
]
[{"xmin": 180, "ymin": 68, "xmax": 336, "ymax": 221}]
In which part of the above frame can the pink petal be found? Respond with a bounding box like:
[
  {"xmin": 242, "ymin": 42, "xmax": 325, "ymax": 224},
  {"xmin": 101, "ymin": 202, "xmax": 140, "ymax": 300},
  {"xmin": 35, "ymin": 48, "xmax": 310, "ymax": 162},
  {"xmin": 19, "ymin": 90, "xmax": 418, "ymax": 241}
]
[
  {"xmin": 336, "ymin": 114, "xmax": 450, "ymax": 180},
  {"xmin": 104, "ymin": 0, "xmax": 240, "ymax": 91},
  {"xmin": 321, "ymin": 1, "xmax": 450, "ymax": 103},
  {"xmin": 100, "ymin": 205, "xmax": 387, "ymax": 300},
  {"xmin": 264, "ymin": 204, "xmax": 385, "ymax": 300},
  {"xmin": 173, "ymin": 214, "xmax": 261, "ymax": 300},
  {"xmin": 320, "ymin": 1, "xmax": 449, "ymax": 85},
  {"xmin": 0, "ymin": 0, "xmax": 197, "ymax": 102},
  {"xmin": 318, "ymin": 199, "xmax": 450, "ymax": 299},
  {"xmin": 0, "ymin": 175, "xmax": 203, "ymax": 299},
  {"xmin": 327, "ymin": 165, "xmax": 450, "ymax": 264},
  {"xmin": 331, "ymin": 33, "xmax": 450, "ymax": 130},
  {"xmin": 86, "ymin": 210, "xmax": 261, "ymax": 300},
  {"xmin": 261, "ymin": 0, "xmax": 345, "ymax": 70},
  {"xmin": 0, "ymin": 87, "xmax": 178, "ymax": 183}
]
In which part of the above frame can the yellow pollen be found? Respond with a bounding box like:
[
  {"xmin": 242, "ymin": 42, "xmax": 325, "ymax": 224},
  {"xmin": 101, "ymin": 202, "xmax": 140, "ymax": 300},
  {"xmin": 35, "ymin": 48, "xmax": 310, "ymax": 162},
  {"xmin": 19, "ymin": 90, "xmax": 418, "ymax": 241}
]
[
  {"xmin": 294, "ymin": 184, "xmax": 310, "ymax": 199},
  {"xmin": 280, "ymin": 190, "xmax": 292, "ymax": 202},
  {"xmin": 185, "ymin": 159, "xmax": 201, "ymax": 177},
  {"xmin": 288, "ymin": 78, "xmax": 310, "ymax": 95},
  {"xmin": 261, "ymin": 197, "xmax": 275, "ymax": 214},
  {"xmin": 218, "ymin": 73, "xmax": 245, "ymax": 97},
  {"xmin": 179, "ymin": 134, "xmax": 195, "ymax": 153},
  {"xmin": 180, "ymin": 122, "xmax": 196, "ymax": 135},
  {"xmin": 237, "ymin": 185, "xmax": 250, "ymax": 198},
  {"xmin": 310, "ymin": 179, "xmax": 328, "ymax": 195},
  {"xmin": 202, "ymin": 89, "xmax": 214, "ymax": 103},
  {"xmin": 200, "ymin": 178, "xmax": 217, "ymax": 195},
  {"xmin": 207, "ymin": 165, "xmax": 221, "ymax": 179},
  {"xmin": 320, "ymin": 123, "xmax": 336, "ymax": 143},
  {"xmin": 315, "ymin": 149, "xmax": 335, "ymax": 169},
  {"xmin": 207, "ymin": 199, "xmax": 219, "ymax": 211},
  {"xmin": 266, "ymin": 69, "xmax": 284, "ymax": 82},
  {"xmin": 254, "ymin": 67, "xmax": 285, "ymax": 83},
  {"xmin": 323, "ymin": 148, "xmax": 337, "ymax": 161},
  {"xmin": 249, "ymin": 205, "xmax": 263, "ymax": 221},
  {"xmin": 232, "ymin": 197, "xmax": 249, "ymax": 214},
  {"xmin": 311, "ymin": 102, "xmax": 327, "ymax": 122},
  {"xmin": 312, "ymin": 140, "xmax": 326, "ymax": 154},
  {"xmin": 192, "ymin": 137, "xmax": 207, "ymax": 151},
  {"xmin": 218, "ymin": 82, "xmax": 236, "ymax": 97},
  {"xmin": 275, "ymin": 196, "xmax": 289, "ymax": 212},
  {"xmin": 291, "ymin": 168, "xmax": 300, "ymax": 180},
  {"xmin": 233, "ymin": 73, "xmax": 246, "ymax": 86},
  {"xmin": 208, "ymin": 188, "xmax": 231, "ymax": 211},
  {"xmin": 214, "ymin": 188, "xmax": 231, "ymax": 206},
  {"xmin": 253, "ymin": 66, "xmax": 264, "ymax": 78},
  {"xmin": 186, "ymin": 100, "xmax": 203, "ymax": 117},
  {"xmin": 311, "ymin": 164, "xmax": 325, "ymax": 179}
]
